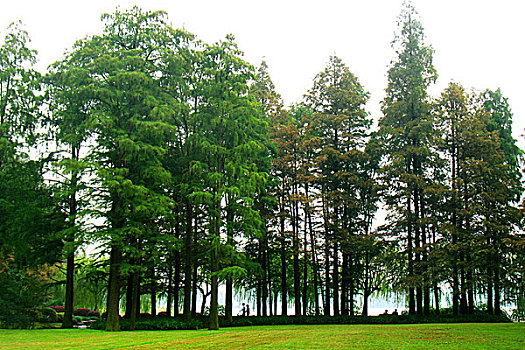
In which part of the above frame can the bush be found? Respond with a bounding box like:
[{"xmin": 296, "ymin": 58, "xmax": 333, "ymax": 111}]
[
  {"xmin": 50, "ymin": 305, "xmax": 65, "ymax": 313},
  {"xmin": 0, "ymin": 268, "xmax": 47, "ymax": 329},
  {"xmin": 36, "ymin": 307, "xmax": 58, "ymax": 323},
  {"xmin": 74, "ymin": 308, "xmax": 91, "ymax": 317},
  {"xmin": 87, "ymin": 310, "xmax": 100, "ymax": 318}
]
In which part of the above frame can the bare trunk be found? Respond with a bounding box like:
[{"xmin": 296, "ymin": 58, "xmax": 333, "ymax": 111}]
[
  {"xmin": 183, "ymin": 201, "xmax": 193, "ymax": 321},
  {"xmin": 105, "ymin": 245, "xmax": 122, "ymax": 331}
]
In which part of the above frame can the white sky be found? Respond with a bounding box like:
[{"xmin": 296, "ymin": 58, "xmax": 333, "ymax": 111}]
[{"xmin": 2, "ymin": 0, "xmax": 524, "ymax": 145}]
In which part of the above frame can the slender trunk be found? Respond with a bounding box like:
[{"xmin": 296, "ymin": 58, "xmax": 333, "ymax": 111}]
[
  {"xmin": 130, "ymin": 268, "xmax": 140, "ymax": 330},
  {"xmin": 453, "ymin": 259, "xmax": 460, "ymax": 315},
  {"xmin": 349, "ymin": 257, "xmax": 354, "ymax": 316},
  {"xmin": 183, "ymin": 201, "xmax": 193, "ymax": 321},
  {"xmin": 225, "ymin": 206, "xmax": 234, "ymax": 322},
  {"xmin": 308, "ymin": 207, "xmax": 319, "ymax": 316},
  {"xmin": 460, "ymin": 256, "xmax": 467, "ymax": 314},
  {"xmin": 167, "ymin": 266, "xmax": 173, "ymax": 317},
  {"xmin": 209, "ymin": 246, "xmax": 219, "ymax": 330},
  {"xmin": 192, "ymin": 262, "xmax": 198, "ymax": 316},
  {"xmin": 487, "ymin": 264, "xmax": 494, "ymax": 314},
  {"xmin": 150, "ymin": 269, "xmax": 157, "ymax": 317},
  {"xmin": 302, "ymin": 209, "xmax": 308, "ymax": 317},
  {"xmin": 407, "ymin": 197, "xmax": 415, "ymax": 315},
  {"xmin": 415, "ymin": 189, "xmax": 422, "ymax": 316},
  {"xmin": 467, "ymin": 254, "xmax": 474, "ymax": 314},
  {"xmin": 200, "ymin": 289, "xmax": 208, "ymax": 315},
  {"xmin": 280, "ymin": 206, "xmax": 287, "ymax": 316},
  {"xmin": 292, "ymin": 182, "xmax": 301, "ymax": 316},
  {"xmin": 134, "ymin": 275, "xmax": 141, "ymax": 319},
  {"xmin": 361, "ymin": 253, "xmax": 369, "ymax": 316},
  {"xmin": 433, "ymin": 282, "xmax": 440, "ymax": 315},
  {"xmin": 333, "ymin": 242, "xmax": 339, "ymax": 316},
  {"xmin": 62, "ymin": 145, "xmax": 79, "ymax": 329},
  {"xmin": 174, "ymin": 222, "xmax": 181, "ymax": 316},
  {"xmin": 322, "ymin": 189, "xmax": 330, "ymax": 316},
  {"xmin": 266, "ymin": 242, "xmax": 272, "ymax": 317},
  {"xmin": 341, "ymin": 252, "xmax": 348, "ymax": 316},
  {"xmin": 494, "ymin": 263, "xmax": 501, "ymax": 315},
  {"xmin": 263, "ymin": 239, "xmax": 269, "ymax": 317},
  {"xmin": 209, "ymin": 194, "xmax": 221, "ymax": 330},
  {"xmin": 256, "ymin": 274, "xmax": 262, "ymax": 316},
  {"xmin": 324, "ymin": 241, "xmax": 330, "ymax": 316}
]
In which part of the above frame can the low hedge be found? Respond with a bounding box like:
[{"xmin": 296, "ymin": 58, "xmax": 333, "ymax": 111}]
[{"xmin": 90, "ymin": 313, "xmax": 511, "ymax": 331}]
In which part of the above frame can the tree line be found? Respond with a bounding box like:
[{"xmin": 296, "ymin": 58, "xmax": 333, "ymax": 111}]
[{"xmin": 1, "ymin": 3, "xmax": 523, "ymax": 331}]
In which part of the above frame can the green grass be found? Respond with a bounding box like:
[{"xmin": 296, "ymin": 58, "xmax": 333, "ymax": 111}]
[{"xmin": 0, "ymin": 323, "xmax": 523, "ymax": 349}]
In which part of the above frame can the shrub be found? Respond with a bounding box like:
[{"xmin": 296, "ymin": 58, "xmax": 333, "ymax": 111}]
[
  {"xmin": 36, "ymin": 307, "xmax": 58, "ymax": 323},
  {"xmin": 87, "ymin": 310, "xmax": 100, "ymax": 318},
  {"xmin": 74, "ymin": 308, "xmax": 91, "ymax": 317},
  {"xmin": 50, "ymin": 305, "xmax": 65, "ymax": 313},
  {"xmin": 157, "ymin": 311, "xmax": 169, "ymax": 317},
  {"xmin": 0, "ymin": 268, "xmax": 48, "ymax": 329}
]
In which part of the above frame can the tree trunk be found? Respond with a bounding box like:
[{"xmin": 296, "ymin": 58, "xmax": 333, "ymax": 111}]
[
  {"xmin": 433, "ymin": 282, "xmax": 440, "ymax": 315},
  {"xmin": 62, "ymin": 252, "xmax": 75, "ymax": 328},
  {"xmin": 256, "ymin": 277, "xmax": 262, "ymax": 317},
  {"xmin": 151, "ymin": 273, "xmax": 157, "ymax": 317},
  {"xmin": 494, "ymin": 264, "xmax": 501, "ymax": 315},
  {"xmin": 308, "ymin": 208, "xmax": 319, "ymax": 316},
  {"xmin": 324, "ymin": 241, "xmax": 330, "ymax": 316},
  {"xmin": 124, "ymin": 273, "xmax": 134, "ymax": 319},
  {"xmin": 105, "ymin": 244, "xmax": 122, "ymax": 331},
  {"xmin": 167, "ymin": 266, "xmax": 173, "ymax": 317},
  {"xmin": 209, "ymin": 194, "xmax": 221, "ymax": 330},
  {"xmin": 333, "ymin": 242, "xmax": 339, "ymax": 316},
  {"xmin": 62, "ymin": 146, "xmax": 79, "ymax": 329},
  {"xmin": 226, "ymin": 206, "xmax": 234, "ymax": 322},
  {"xmin": 191, "ymin": 263, "xmax": 198, "ymax": 316},
  {"xmin": 280, "ymin": 219, "xmax": 287, "ymax": 316},
  {"xmin": 130, "ymin": 269, "xmax": 140, "ymax": 331},
  {"xmin": 487, "ymin": 265, "xmax": 494, "ymax": 314},
  {"xmin": 349, "ymin": 257, "xmax": 354, "ymax": 316},
  {"xmin": 341, "ymin": 252, "xmax": 348, "ymax": 316},
  {"xmin": 174, "ymin": 222, "xmax": 181, "ymax": 316},
  {"xmin": 183, "ymin": 201, "xmax": 193, "ymax": 321},
  {"xmin": 209, "ymin": 244, "xmax": 219, "ymax": 330},
  {"xmin": 407, "ymin": 197, "xmax": 415, "ymax": 315},
  {"xmin": 361, "ymin": 254, "xmax": 368, "ymax": 316}
]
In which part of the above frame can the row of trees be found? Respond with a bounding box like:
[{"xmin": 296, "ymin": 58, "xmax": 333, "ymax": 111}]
[{"xmin": 1, "ymin": 2, "xmax": 523, "ymax": 331}]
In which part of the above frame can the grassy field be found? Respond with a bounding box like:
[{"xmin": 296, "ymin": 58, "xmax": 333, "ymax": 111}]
[{"xmin": 0, "ymin": 323, "xmax": 523, "ymax": 349}]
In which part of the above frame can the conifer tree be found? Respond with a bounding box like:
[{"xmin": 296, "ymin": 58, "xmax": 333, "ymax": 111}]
[{"xmin": 378, "ymin": 1, "xmax": 437, "ymax": 315}]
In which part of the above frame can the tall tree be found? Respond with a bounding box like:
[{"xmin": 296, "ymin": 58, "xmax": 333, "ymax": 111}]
[
  {"xmin": 62, "ymin": 7, "xmax": 176, "ymax": 331},
  {"xmin": 305, "ymin": 55, "xmax": 370, "ymax": 315},
  {"xmin": 378, "ymin": 1, "xmax": 437, "ymax": 315}
]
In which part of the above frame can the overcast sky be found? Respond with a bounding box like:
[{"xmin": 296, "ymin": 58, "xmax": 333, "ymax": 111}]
[{"xmin": 2, "ymin": 0, "xmax": 524, "ymax": 144}]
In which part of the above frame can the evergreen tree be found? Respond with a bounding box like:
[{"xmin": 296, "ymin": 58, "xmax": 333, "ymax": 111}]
[{"xmin": 378, "ymin": 1, "xmax": 437, "ymax": 315}]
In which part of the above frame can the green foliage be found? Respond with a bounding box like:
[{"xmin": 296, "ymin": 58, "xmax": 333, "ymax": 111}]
[
  {"xmin": 90, "ymin": 313, "xmax": 511, "ymax": 331},
  {"xmin": 0, "ymin": 265, "xmax": 47, "ymax": 329},
  {"xmin": 36, "ymin": 307, "xmax": 58, "ymax": 323}
]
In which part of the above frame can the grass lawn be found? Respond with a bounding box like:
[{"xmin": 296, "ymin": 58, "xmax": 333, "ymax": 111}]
[{"xmin": 0, "ymin": 323, "xmax": 523, "ymax": 349}]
